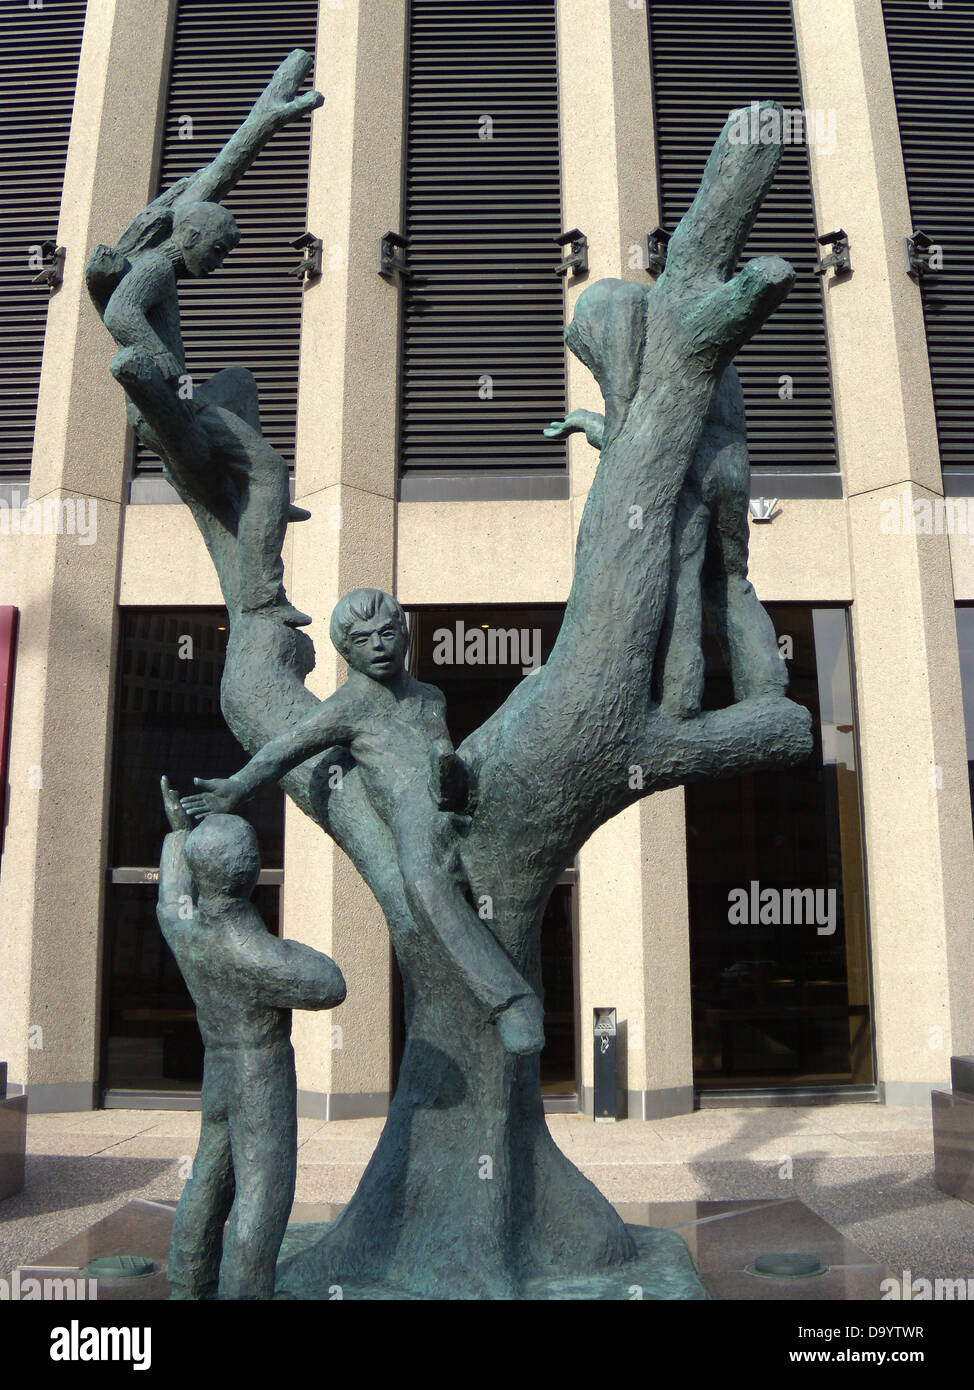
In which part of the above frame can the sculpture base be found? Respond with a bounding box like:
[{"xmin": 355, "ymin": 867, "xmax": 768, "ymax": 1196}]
[{"xmin": 275, "ymin": 1222, "xmax": 709, "ymax": 1300}]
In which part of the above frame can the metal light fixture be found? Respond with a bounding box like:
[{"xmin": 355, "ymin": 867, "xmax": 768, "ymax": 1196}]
[
  {"xmin": 904, "ymin": 228, "xmax": 942, "ymax": 280},
  {"xmin": 816, "ymin": 229, "xmax": 851, "ymax": 279},
  {"xmin": 554, "ymin": 228, "xmax": 588, "ymax": 277},
  {"xmin": 378, "ymin": 230, "xmax": 410, "ymax": 280},
  {"xmin": 644, "ymin": 226, "xmax": 671, "ymax": 277},
  {"xmin": 290, "ymin": 232, "xmax": 322, "ymax": 281},
  {"xmin": 749, "ymin": 498, "xmax": 779, "ymax": 524},
  {"xmin": 31, "ymin": 241, "xmax": 65, "ymax": 293}
]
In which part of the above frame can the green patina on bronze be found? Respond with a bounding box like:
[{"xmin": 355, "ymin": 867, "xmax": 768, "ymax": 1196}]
[
  {"xmin": 157, "ymin": 778, "xmax": 345, "ymax": 1301},
  {"xmin": 87, "ymin": 52, "xmax": 812, "ymax": 1300}
]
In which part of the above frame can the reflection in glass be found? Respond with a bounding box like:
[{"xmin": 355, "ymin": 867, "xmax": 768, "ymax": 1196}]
[
  {"xmin": 686, "ymin": 606, "xmax": 873, "ymax": 1091},
  {"xmin": 404, "ymin": 605, "xmax": 575, "ymax": 1098},
  {"xmin": 102, "ymin": 609, "xmax": 285, "ymax": 1096},
  {"xmin": 104, "ymin": 885, "xmax": 280, "ymax": 1093},
  {"xmin": 110, "ymin": 610, "xmax": 284, "ymax": 867}
]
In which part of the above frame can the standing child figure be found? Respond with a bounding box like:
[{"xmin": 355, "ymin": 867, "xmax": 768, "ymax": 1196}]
[{"xmin": 157, "ymin": 777, "xmax": 346, "ymax": 1300}]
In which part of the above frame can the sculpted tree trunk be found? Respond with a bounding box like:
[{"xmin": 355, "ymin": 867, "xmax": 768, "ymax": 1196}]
[{"xmin": 91, "ymin": 55, "xmax": 811, "ymax": 1298}]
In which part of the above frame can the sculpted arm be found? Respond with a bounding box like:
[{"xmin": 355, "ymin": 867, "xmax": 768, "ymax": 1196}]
[
  {"xmin": 245, "ymin": 932, "xmax": 347, "ymax": 1012},
  {"xmin": 181, "ymin": 692, "xmax": 356, "ymax": 818},
  {"xmin": 175, "ymin": 50, "xmax": 322, "ymax": 210},
  {"xmin": 157, "ymin": 777, "xmax": 194, "ymax": 929},
  {"xmin": 102, "ymin": 257, "xmax": 180, "ymax": 377}
]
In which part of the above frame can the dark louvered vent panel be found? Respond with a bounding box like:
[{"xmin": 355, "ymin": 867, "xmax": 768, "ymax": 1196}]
[
  {"xmin": 0, "ymin": 1, "xmax": 87, "ymax": 477},
  {"xmin": 883, "ymin": 0, "xmax": 974, "ymax": 470},
  {"xmin": 648, "ymin": 1, "xmax": 837, "ymax": 469},
  {"xmin": 400, "ymin": 0, "xmax": 567, "ymax": 478},
  {"xmin": 135, "ymin": 0, "xmax": 318, "ymax": 472}
]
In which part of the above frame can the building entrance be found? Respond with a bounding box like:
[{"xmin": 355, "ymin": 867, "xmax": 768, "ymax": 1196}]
[
  {"xmin": 400, "ymin": 604, "xmax": 577, "ymax": 1105},
  {"xmin": 686, "ymin": 606, "xmax": 875, "ymax": 1095}
]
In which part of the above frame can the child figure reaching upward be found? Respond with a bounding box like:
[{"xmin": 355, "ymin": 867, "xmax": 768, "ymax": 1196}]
[
  {"xmin": 181, "ymin": 588, "xmax": 545, "ymax": 1056},
  {"xmin": 87, "ymin": 199, "xmax": 310, "ymax": 627}
]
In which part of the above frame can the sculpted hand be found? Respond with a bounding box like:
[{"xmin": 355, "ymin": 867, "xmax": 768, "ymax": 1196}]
[
  {"xmin": 152, "ymin": 350, "xmax": 182, "ymax": 382},
  {"xmin": 543, "ymin": 416, "xmax": 577, "ymax": 439},
  {"xmin": 161, "ymin": 775, "xmax": 192, "ymax": 831},
  {"xmin": 254, "ymin": 50, "xmax": 323, "ymax": 129},
  {"xmin": 543, "ymin": 409, "xmax": 605, "ymax": 449},
  {"xmin": 180, "ymin": 777, "xmax": 242, "ymax": 819}
]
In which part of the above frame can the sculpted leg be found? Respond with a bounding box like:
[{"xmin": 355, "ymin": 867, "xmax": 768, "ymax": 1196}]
[
  {"xmin": 196, "ymin": 366, "xmax": 262, "ymax": 432},
  {"xmin": 220, "ymin": 1046, "xmax": 297, "ymax": 1300},
  {"xmin": 166, "ymin": 1074, "xmax": 234, "ymax": 1300},
  {"xmin": 691, "ymin": 365, "xmax": 786, "ymax": 703},
  {"xmin": 396, "ymin": 794, "xmax": 544, "ymax": 1054},
  {"xmin": 197, "ymin": 404, "xmax": 310, "ymax": 625},
  {"xmin": 703, "ymin": 485, "xmax": 787, "ymax": 702},
  {"xmin": 655, "ymin": 487, "xmax": 711, "ymax": 719},
  {"xmin": 110, "ymin": 345, "xmax": 214, "ymax": 487}
]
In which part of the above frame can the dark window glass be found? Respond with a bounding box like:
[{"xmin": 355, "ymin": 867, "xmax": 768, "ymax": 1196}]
[
  {"xmin": 402, "ymin": 604, "xmax": 575, "ymax": 1097},
  {"xmin": 102, "ymin": 608, "xmax": 284, "ymax": 1096},
  {"xmin": 686, "ymin": 605, "xmax": 874, "ymax": 1091},
  {"xmin": 110, "ymin": 609, "xmax": 283, "ymax": 866}
]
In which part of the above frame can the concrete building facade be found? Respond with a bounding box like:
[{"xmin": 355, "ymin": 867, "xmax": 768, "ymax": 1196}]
[{"xmin": 2, "ymin": 0, "xmax": 973, "ymax": 1120}]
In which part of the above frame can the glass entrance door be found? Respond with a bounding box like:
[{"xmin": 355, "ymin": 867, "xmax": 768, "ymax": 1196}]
[
  {"xmin": 686, "ymin": 606, "xmax": 874, "ymax": 1094},
  {"xmin": 101, "ymin": 609, "xmax": 284, "ymax": 1101},
  {"xmin": 400, "ymin": 604, "xmax": 578, "ymax": 1104}
]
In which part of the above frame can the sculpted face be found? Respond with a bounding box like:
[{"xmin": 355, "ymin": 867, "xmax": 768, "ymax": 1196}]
[
  {"xmin": 174, "ymin": 203, "xmax": 240, "ymax": 278},
  {"xmin": 343, "ymin": 602, "xmax": 407, "ymax": 682}
]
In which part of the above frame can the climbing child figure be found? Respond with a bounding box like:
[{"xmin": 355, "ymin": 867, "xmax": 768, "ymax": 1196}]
[{"xmin": 180, "ymin": 589, "xmax": 545, "ymax": 1056}]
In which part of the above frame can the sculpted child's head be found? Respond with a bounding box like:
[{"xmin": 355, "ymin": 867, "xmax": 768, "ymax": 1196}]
[
  {"xmin": 185, "ymin": 814, "xmax": 260, "ymax": 899},
  {"xmin": 330, "ymin": 589, "xmax": 408, "ymax": 681},
  {"xmin": 171, "ymin": 201, "xmax": 240, "ymax": 278}
]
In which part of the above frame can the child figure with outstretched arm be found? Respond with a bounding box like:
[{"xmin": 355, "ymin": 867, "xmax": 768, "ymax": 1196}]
[
  {"xmin": 181, "ymin": 589, "xmax": 545, "ymax": 1056},
  {"xmin": 88, "ymin": 199, "xmax": 311, "ymax": 628},
  {"xmin": 85, "ymin": 48, "xmax": 324, "ymax": 628}
]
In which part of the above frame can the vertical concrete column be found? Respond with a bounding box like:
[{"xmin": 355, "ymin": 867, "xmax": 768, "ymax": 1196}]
[
  {"xmin": 794, "ymin": 0, "xmax": 974, "ymax": 1100},
  {"xmin": 557, "ymin": 0, "xmax": 658, "ymax": 507},
  {"xmin": 287, "ymin": 0, "xmax": 405, "ymax": 1118},
  {"xmin": 557, "ymin": 0, "xmax": 693, "ymax": 1117},
  {"xmin": 0, "ymin": 0, "xmax": 175, "ymax": 1109},
  {"xmin": 576, "ymin": 793, "xmax": 694, "ymax": 1119}
]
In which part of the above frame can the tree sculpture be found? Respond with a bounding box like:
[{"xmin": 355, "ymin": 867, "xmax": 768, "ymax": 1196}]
[{"xmin": 88, "ymin": 52, "xmax": 812, "ymax": 1299}]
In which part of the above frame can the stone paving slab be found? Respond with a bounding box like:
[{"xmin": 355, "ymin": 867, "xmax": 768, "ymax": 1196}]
[
  {"xmin": 10, "ymin": 1197, "xmax": 891, "ymax": 1301},
  {"xmin": 3, "ymin": 1104, "xmax": 972, "ymax": 1290}
]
